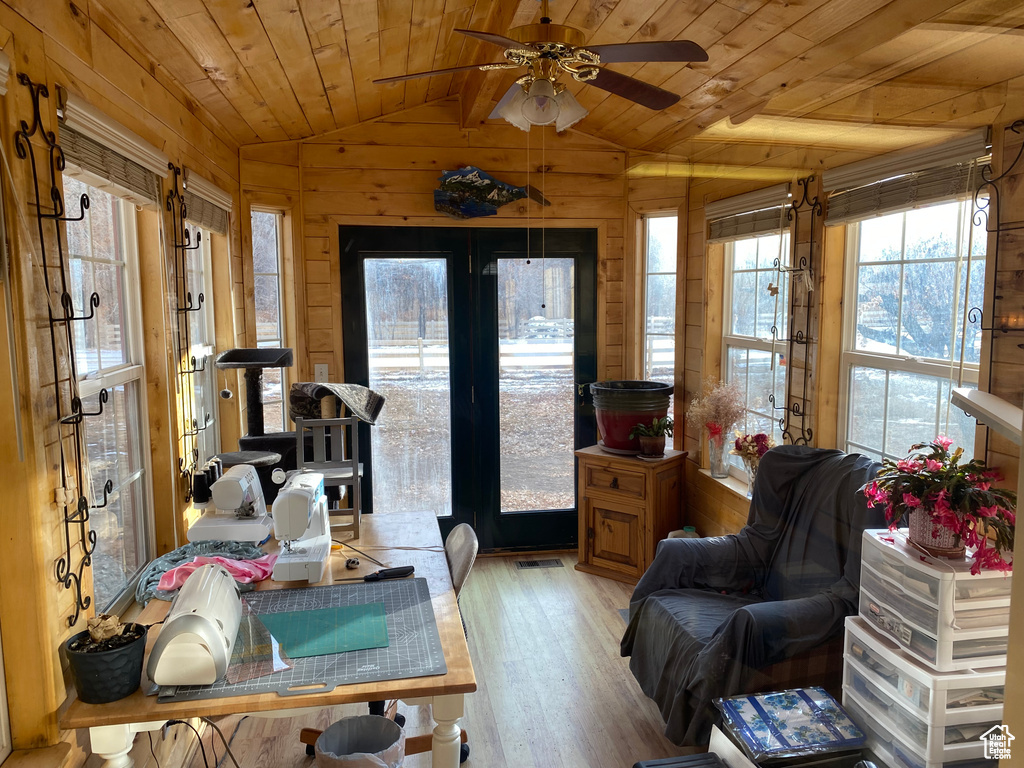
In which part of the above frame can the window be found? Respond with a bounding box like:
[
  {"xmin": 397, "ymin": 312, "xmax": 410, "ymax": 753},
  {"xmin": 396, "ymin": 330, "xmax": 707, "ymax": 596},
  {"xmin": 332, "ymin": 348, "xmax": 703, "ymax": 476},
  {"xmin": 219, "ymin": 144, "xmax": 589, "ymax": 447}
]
[
  {"xmin": 186, "ymin": 223, "xmax": 219, "ymax": 462},
  {"xmin": 64, "ymin": 176, "xmax": 152, "ymax": 611},
  {"xmin": 723, "ymin": 231, "xmax": 790, "ymax": 460},
  {"xmin": 642, "ymin": 214, "xmax": 677, "ymax": 385},
  {"xmin": 841, "ymin": 200, "xmax": 985, "ymax": 461},
  {"xmin": 251, "ymin": 210, "xmax": 286, "ymax": 432}
]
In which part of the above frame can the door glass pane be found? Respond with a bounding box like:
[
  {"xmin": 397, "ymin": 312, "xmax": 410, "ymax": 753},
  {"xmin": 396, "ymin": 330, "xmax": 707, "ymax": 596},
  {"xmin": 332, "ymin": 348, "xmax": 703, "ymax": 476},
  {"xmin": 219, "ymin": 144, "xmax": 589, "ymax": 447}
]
[
  {"xmin": 497, "ymin": 258, "xmax": 575, "ymax": 513},
  {"xmin": 364, "ymin": 258, "xmax": 452, "ymax": 516}
]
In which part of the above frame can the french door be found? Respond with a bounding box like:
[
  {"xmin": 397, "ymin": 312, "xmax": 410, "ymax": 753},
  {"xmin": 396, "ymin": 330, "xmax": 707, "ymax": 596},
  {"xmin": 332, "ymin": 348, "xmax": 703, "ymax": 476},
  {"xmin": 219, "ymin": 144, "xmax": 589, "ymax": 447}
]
[{"xmin": 340, "ymin": 226, "xmax": 597, "ymax": 550}]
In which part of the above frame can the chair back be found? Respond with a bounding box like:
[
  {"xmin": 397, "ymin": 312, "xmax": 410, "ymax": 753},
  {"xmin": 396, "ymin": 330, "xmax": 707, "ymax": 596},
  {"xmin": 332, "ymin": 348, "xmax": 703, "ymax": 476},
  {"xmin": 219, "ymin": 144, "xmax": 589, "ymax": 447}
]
[
  {"xmin": 445, "ymin": 523, "xmax": 478, "ymax": 598},
  {"xmin": 295, "ymin": 416, "xmax": 359, "ymax": 472}
]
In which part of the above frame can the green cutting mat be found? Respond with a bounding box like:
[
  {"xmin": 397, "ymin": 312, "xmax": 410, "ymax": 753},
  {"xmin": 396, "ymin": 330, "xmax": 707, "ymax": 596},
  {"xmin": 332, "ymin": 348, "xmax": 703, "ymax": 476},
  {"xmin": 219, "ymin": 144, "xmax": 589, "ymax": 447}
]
[{"xmin": 258, "ymin": 602, "xmax": 389, "ymax": 658}]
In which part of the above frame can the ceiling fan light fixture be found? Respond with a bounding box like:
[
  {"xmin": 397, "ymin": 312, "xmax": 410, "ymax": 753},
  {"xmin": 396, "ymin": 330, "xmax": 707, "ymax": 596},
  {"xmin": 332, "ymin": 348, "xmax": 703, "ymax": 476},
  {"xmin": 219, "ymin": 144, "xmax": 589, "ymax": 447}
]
[
  {"xmin": 554, "ymin": 89, "xmax": 587, "ymax": 132},
  {"xmin": 498, "ymin": 86, "xmax": 532, "ymax": 131},
  {"xmin": 522, "ymin": 78, "xmax": 559, "ymax": 125}
]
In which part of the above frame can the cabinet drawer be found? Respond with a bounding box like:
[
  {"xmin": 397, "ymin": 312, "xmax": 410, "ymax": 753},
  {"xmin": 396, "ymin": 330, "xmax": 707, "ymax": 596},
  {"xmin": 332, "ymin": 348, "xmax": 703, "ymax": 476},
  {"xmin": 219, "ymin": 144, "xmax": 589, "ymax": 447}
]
[{"xmin": 584, "ymin": 462, "xmax": 646, "ymax": 501}]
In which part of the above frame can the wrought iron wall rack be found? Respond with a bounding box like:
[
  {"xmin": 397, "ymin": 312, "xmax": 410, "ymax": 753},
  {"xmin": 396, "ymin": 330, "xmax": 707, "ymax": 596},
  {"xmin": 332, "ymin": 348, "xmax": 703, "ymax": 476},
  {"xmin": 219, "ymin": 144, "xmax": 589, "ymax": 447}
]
[
  {"xmin": 166, "ymin": 163, "xmax": 211, "ymax": 502},
  {"xmin": 16, "ymin": 74, "xmax": 105, "ymax": 626},
  {"xmin": 769, "ymin": 174, "xmax": 820, "ymax": 446}
]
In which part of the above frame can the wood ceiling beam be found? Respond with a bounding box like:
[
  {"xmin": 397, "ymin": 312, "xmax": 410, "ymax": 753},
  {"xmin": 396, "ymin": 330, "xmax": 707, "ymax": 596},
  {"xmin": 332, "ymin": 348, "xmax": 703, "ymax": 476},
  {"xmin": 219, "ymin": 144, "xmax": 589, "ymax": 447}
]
[
  {"xmin": 601, "ymin": 0, "xmax": 833, "ymax": 148},
  {"xmin": 768, "ymin": 0, "xmax": 1024, "ymax": 120},
  {"xmin": 639, "ymin": 0, "xmax": 976, "ymax": 154}
]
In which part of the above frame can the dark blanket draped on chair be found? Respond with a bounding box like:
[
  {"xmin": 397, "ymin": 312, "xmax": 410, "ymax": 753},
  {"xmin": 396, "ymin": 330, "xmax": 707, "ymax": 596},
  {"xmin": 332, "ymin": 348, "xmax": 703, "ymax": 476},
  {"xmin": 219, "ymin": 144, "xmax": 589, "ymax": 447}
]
[{"xmin": 620, "ymin": 445, "xmax": 885, "ymax": 745}]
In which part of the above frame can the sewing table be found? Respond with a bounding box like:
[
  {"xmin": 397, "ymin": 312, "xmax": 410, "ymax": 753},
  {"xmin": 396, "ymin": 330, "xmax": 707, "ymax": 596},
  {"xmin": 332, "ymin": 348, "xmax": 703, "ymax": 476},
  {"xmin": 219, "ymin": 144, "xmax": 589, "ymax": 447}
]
[{"xmin": 60, "ymin": 509, "xmax": 476, "ymax": 768}]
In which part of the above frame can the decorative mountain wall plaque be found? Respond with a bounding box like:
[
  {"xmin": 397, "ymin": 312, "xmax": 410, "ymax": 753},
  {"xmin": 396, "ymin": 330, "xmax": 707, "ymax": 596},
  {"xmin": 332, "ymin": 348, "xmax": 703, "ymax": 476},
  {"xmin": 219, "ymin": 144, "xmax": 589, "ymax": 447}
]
[{"xmin": 434, "ymin": 166, "xmax": 551, "ymax": 219}]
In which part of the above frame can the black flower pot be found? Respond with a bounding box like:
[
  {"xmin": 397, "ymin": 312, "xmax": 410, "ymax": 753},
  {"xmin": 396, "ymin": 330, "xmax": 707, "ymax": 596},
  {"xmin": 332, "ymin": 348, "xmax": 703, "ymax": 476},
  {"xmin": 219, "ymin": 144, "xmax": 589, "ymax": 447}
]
[{"xmin": 65, "ymin": 623, "xmax": 147, "ymax": 704}]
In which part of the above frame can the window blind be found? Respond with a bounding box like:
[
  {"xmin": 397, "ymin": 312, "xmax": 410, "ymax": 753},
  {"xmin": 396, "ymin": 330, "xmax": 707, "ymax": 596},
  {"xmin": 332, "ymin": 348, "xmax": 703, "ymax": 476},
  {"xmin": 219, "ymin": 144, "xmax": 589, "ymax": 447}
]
[
  {"xmin": 706, "ymin": 183, "xmax": 790, "ymax": 242},
  {"xmin": 59, "ymin": 123, "xmax": 162, "ymax": 208},
  {"xmin": 183, "ymin": 190, "xmax": 229, "ymax": 234},
  {"xmin": 708, "ymin": 206, "xmax": 788, "ymax": 241},
  {"xmin": 825, "ymin": 161, "xmax": 983, "ymax": 226}
]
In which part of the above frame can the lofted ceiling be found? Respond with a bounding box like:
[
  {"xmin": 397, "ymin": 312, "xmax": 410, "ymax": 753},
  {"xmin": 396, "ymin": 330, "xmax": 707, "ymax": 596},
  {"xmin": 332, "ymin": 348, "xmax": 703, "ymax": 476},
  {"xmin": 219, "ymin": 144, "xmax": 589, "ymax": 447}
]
[{"xmin": 97, "ymin": 0, "xmax": 1024, "ymax": 174}]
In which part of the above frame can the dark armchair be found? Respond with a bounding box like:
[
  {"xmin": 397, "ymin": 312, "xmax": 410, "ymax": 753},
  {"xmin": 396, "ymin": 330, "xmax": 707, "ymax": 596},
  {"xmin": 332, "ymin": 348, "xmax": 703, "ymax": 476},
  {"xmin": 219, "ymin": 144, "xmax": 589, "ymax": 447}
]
[{"xmin": 620, "ymin": 445, "xmax": 884, "ymax": 745}]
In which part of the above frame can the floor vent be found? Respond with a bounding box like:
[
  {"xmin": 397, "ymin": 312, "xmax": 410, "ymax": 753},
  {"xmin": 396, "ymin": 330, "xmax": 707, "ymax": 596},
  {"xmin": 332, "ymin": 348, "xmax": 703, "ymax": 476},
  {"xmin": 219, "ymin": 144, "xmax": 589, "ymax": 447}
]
[{"xmin": 516, "ymin": 558, "xmax": 564, "ymax": 569}]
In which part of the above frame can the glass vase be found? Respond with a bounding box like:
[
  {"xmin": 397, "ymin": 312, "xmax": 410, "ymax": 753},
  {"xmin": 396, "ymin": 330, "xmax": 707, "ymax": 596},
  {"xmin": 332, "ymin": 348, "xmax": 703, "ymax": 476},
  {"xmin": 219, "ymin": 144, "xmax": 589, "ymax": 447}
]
[
  {"xmin": 743, "ymin": 456, "xmax": 759, "ymax": 498},
  {"xmin": 708, "ymin": 437, "xmax": 729, "ymax": 478}
]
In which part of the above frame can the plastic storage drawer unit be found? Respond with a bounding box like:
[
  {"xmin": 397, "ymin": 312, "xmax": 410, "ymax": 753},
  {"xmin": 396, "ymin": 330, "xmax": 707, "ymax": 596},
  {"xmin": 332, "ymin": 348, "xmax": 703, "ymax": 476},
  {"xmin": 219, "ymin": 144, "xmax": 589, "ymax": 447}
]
[
  {"xmin": 858, "ymin": 531, "xmax": 1011, "ymax": 671},
  {"xmin": 845, "ymin": 618, "xmax": 1004, "ymax": 726},
  {"xmin": 842, "ymin": 692, "xmax": 996, "ymax": 768}
]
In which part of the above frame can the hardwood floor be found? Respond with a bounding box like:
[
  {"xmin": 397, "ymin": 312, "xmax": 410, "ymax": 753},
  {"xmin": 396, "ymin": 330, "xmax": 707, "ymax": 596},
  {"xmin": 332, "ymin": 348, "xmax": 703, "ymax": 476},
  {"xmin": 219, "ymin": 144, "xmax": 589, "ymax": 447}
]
[{"xmin": 175, "ymin": 554, "xmax": 688, "ymax": 768}]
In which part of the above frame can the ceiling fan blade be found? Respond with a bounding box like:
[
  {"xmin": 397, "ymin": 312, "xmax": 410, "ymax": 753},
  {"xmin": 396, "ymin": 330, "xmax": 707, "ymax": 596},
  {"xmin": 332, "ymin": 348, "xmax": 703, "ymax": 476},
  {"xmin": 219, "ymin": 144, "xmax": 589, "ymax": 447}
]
[
  {"xmin": 588, "ymin": 68, "xmax": 681, "ymax": 110},
  {"xmin": 373, "ymin": 63, "xmax": 509, "ymax": 84},
  {"xmin": 454, "ymin": 28, "xmax": 524, "ymax": 49},
  {"xmin": 586, "ymin": 40, "xmax": 709, "ymax": 64}
]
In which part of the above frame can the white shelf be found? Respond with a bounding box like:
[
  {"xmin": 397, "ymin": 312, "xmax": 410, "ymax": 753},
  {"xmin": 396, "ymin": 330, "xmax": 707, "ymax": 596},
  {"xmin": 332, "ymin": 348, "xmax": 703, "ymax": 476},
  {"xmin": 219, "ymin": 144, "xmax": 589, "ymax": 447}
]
[{"xmin": 950, "ymin": 387, "xmax": 1022, "ymax": 445}]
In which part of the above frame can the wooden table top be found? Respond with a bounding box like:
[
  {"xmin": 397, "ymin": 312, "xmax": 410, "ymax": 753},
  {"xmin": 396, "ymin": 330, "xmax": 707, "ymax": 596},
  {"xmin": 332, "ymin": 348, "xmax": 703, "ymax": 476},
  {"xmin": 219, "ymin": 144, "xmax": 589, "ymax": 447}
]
[{"xmin": 60, "ymin": 510, "xmax": 477, "ymax": 729}]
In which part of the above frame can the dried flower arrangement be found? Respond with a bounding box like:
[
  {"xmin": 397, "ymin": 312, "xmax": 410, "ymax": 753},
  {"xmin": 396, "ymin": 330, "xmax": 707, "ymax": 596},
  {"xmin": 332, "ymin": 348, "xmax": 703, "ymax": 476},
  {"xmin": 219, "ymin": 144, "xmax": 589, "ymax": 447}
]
[{"xmin": 685, "ymin": 378, "xmax": 745, "ymax": 447}]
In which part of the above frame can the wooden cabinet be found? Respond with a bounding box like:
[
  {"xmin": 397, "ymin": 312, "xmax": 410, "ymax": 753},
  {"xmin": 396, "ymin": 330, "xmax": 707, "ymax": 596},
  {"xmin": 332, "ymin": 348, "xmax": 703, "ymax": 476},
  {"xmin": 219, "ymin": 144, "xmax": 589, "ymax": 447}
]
[{"xmin": 575, "ymin": 446, "xmax": 686, "ymax": 584}]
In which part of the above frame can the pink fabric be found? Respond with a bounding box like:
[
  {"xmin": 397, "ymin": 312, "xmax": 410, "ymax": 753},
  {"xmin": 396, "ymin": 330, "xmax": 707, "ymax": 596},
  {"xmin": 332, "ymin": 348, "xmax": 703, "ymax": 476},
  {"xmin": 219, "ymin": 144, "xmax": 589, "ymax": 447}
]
[{"xmin": 157, "ymin": 554, "xmax": 278, "ymax": 592}]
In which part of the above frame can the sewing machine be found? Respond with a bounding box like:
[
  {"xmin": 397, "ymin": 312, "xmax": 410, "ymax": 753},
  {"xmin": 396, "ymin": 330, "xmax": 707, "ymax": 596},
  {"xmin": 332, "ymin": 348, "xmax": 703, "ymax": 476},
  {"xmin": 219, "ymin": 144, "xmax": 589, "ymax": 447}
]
[
  {"xmin": 271, "ymin": 470, "xmax": 331, "ymax": 582},
  {"xmin": 146, "ymin": 563, "xmax": 242, "ymax": 686},
  {"xmin": 187, "ymin": 464, "xmax": 274, "ymax": 543}
]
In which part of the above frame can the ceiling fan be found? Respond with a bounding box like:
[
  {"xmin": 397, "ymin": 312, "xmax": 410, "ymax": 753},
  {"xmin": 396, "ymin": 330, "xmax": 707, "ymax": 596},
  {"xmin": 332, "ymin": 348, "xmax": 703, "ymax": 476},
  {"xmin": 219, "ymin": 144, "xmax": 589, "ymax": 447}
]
[{"xmin": 373, "ymin": 0, "xmax": 708, "ymax": 131}]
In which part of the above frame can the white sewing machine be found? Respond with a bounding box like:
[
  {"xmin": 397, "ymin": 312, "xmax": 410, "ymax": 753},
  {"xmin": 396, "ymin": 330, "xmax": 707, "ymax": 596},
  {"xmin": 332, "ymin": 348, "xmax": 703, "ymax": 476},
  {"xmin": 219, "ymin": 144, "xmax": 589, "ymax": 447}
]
[
  {"xmin": 271, "ymin": 470, "xmax": 331, "ymax": 582},
  {"xmin": 187, "ymin": 464, "xmax": 274, "ymax": 543},
  {"xmin": 147, "ymin": 563, "xmax": 242, "ymax": 686}
]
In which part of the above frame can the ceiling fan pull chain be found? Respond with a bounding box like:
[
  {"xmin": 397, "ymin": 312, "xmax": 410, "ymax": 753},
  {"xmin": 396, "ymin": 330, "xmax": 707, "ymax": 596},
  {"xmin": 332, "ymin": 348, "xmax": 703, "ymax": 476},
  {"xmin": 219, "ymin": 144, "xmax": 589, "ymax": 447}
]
[
  {"xmin": 541, "ymin": 127, "xmax": 546, "ymax": 310},
  {"xmin": 526, "ymin": 127, "xmax": 531, "ymax": 264}
]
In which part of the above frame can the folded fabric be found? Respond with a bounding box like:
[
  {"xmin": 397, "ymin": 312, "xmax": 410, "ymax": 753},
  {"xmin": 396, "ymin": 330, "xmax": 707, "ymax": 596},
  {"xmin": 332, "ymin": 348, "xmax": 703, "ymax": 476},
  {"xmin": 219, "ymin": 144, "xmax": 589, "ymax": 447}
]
[
  {"xmin": 157, "ymin": 554, "xmax": 278, "ymax": 592},
  {"xmin": 136, "ymin": 540, "xmax": 267, "ymax": 604}
]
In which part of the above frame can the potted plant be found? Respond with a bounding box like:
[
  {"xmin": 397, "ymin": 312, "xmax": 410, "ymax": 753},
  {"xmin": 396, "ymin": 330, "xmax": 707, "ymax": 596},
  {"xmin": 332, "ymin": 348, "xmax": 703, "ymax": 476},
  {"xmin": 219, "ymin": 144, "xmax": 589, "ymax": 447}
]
[
  {"xmin": 629, "ymin": 416, "xmax": 674, "ymax": 458},
  {"xmin": 730, "ymin": 432, "xmax": 775, "ymax": 497},
  {"xmin": 862, "ymin": 436, "xmax": 1016, "ymax": 573},
  {"xmin": 685, "ymin": 378, "xmax": 745, "ymax": 478},
  {"xmin": 65, "ymin": 613, "xmax": 148, "ymax": 704}
]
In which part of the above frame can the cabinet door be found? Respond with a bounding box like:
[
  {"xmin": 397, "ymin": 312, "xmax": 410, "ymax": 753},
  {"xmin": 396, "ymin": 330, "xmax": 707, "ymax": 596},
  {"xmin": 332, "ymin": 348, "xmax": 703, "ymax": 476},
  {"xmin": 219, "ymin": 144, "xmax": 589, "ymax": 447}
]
[{"xmin": 584, "ymin": 496, "xmax": 644, "ymax": 578}]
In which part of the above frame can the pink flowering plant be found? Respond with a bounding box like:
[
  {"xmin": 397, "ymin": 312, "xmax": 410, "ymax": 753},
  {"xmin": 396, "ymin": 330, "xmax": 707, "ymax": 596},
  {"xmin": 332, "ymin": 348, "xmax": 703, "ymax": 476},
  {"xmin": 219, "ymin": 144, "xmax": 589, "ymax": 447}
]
[{"xmin": 862, "ymin": 436, "xmax": 1016, "ymax": 573}]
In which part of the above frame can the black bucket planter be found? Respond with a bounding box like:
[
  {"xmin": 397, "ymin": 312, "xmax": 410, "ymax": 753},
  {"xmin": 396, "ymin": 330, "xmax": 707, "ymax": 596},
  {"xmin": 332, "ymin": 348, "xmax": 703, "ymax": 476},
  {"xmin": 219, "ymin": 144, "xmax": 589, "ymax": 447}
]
[{"xmin": 65, "ymin": 623, "xmax": 148, "ymax": 704}]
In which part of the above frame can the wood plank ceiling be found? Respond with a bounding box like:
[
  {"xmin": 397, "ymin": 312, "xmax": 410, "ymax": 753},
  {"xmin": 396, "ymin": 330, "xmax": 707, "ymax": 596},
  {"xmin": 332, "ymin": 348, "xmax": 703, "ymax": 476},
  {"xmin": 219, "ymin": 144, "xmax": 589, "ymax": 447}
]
[{"xmin": 97, "ymin": 0, "xmax": 1024, "ymax": 171}]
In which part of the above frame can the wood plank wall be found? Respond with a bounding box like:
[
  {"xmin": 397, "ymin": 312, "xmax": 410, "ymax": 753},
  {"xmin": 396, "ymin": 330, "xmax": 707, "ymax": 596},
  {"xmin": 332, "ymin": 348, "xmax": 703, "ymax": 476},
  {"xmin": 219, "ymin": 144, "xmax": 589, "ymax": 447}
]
[
  {"xmin": 240, "ymin": 99, "xmax": 630, "ymax": 387},
  {"xmin": 983, "ymin": 120, "xmax": 1024, "ymax": 489},
  {"xmin": 0, "ymin": 1, "xmax": 243, "ymax": 759}
]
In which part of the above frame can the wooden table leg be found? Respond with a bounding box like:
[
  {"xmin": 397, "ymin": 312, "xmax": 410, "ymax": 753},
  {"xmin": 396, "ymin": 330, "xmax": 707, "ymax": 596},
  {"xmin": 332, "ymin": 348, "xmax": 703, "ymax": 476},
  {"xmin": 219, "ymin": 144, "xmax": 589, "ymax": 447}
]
[
  {"xmin": 430, "ymin": 694, "xmax": 465, "ymax": 768},
  {"xmin": 89, "ymin": 722, "xmax": 163, "ymax": 768}
]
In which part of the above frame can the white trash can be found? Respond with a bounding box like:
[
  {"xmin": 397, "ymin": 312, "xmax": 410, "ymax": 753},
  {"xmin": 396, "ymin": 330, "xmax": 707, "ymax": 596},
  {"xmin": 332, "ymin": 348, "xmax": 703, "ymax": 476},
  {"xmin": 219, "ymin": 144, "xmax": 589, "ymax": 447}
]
[{"xmin": 315, "ymin": 715, "xmax": 405, "ymax": 768}]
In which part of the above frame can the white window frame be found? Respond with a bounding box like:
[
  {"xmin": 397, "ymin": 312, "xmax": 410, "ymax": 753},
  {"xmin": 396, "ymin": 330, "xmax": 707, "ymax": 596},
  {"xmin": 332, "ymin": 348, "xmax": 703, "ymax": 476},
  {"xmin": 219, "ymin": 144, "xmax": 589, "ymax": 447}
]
[
  {"xmin": 68, "ymin": 191, "xmax": 155, "ymax": 613},
  {"xmin": 722, "ymin": 231, "xmax": 790, "ymax": 476},
  {"xmin": 186, "ymin": 223, "xmax": 220, "ymax": 462},
  {"xmin": 837, "ymin": 200, "xmax": 983, "ymax": 461},
  {"xmin": 252, "ymin": 209, "xmax": 287, "ymax": 432},
  {"xmin": 641, "ymin": 212, "xmax": 678, "ymax": 384}
]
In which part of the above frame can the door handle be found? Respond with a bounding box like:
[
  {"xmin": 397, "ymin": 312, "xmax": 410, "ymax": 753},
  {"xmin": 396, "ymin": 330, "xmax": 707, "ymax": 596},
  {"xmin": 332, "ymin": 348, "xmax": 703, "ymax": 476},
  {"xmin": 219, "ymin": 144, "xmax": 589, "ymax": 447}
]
[{"xmin": 610, "ymin": 477, "xmax": 619, "ymax": 489}]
